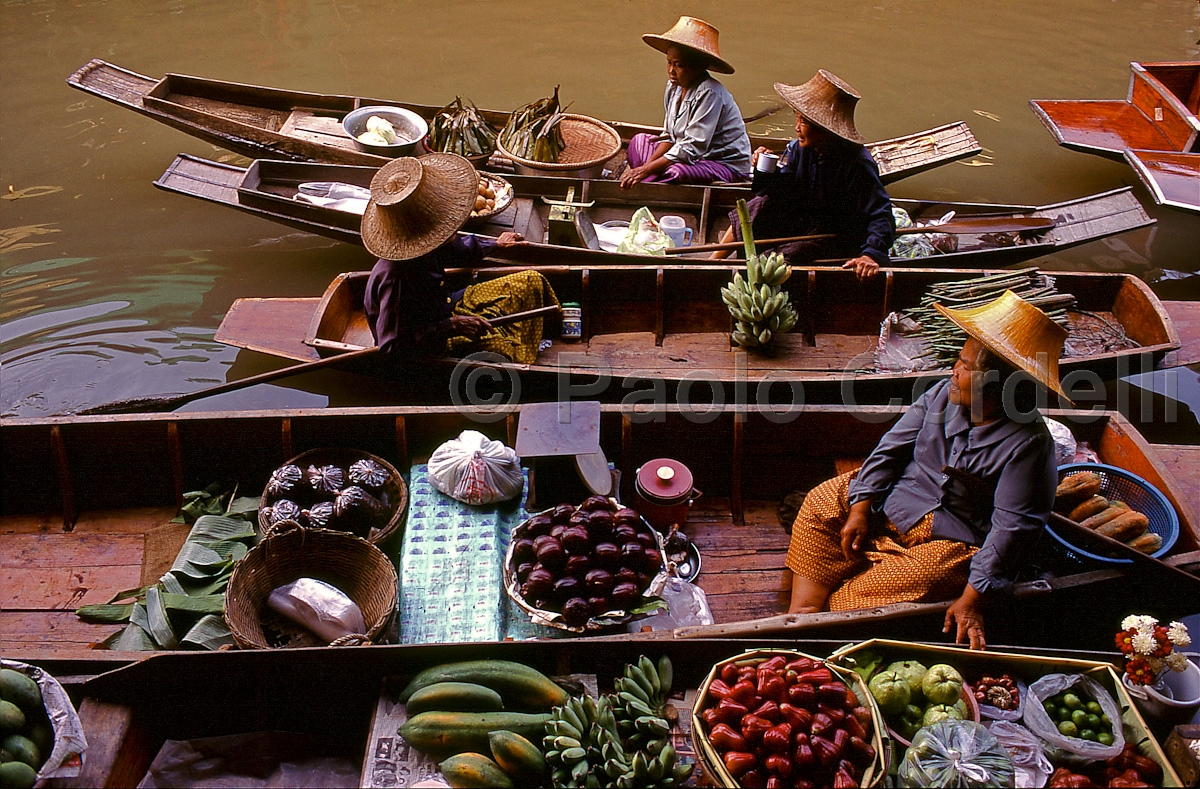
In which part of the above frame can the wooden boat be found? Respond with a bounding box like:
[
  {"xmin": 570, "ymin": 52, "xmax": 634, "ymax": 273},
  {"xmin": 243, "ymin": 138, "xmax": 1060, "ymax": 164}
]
[
  {"xmin": 67, "ymin": 58, "xmax": 981, "ymax": 184},
  {"xmin": 154, "ymin": 154, "xmax": 1156, "ymax": 270},
  {"xmin": 4, "ymin": 402, "xmax": 1198, "ymax": 663},
  {"xmin": 212, "ymin": 264, "xmax": 1194, "ymax": 405},
  {"xmin": 1030, "ymin": 61, "xmax": 1200, "ymax": 160},
  {"xmin": 1124, "ymin": 149, "xmax": 1200, "ymax": 214}
]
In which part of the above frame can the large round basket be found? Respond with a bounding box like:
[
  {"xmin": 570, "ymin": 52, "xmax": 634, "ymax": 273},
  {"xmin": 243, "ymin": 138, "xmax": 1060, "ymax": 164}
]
[
  {"xmin": 257, "ymin": 447, "xmax": 407, "ymax": 546},
  {"xmin": 496, "ymin": 113, "xmax": 621, "ymax": 178},
  {"xmin": 225, "ymin": 524, "xmax": 398, "ymax": 649},
  {"xmin": 690, "ymin": 649, "xmax": 889, "ymax": 788},
  {"xmin": 1047, "ymin": 462, "xmax": 1179, "ymax": 564}
]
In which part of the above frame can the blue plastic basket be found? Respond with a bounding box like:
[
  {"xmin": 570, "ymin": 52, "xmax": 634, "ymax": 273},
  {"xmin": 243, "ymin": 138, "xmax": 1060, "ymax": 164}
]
[{"xmin": 1046, "ymin": 463, "xmax": 1180, "ymax": 564}]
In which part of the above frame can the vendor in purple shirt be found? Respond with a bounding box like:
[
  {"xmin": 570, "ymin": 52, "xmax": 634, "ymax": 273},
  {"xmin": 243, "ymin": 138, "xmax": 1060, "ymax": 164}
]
[
  {"xmin": 784, "ymin": 292, "xmax": 1071, "ymax": 650},
  {"xmin": 711, "ymin": 70, "xmax": 894, "ymax": 281}
]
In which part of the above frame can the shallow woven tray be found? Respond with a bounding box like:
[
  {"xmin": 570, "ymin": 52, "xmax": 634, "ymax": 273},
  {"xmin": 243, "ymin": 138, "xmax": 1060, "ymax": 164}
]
[
  {"xmin": 225, "ymin": 524, "xmax": 398, "ymax": 649},
  {"xmin": 257, "ymin": 447, "xmax": 407, "ymax": 546},
  {"xmin": 497, "ymin": 113, "xmax": 621, "ymax": 171},
  {"xmin": 468, "ymin": 172, "xmax": 514, "ymax": 221}
]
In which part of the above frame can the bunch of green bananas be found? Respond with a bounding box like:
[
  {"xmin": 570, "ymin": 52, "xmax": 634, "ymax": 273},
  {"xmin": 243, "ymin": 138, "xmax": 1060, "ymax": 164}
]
[
  {"xmin": 721, "ymin": 250, "xmax": 798, "ymax": 348},
  {"xmin": 543, "ymin": 656, "xmax": 692, "ymax": 789}
]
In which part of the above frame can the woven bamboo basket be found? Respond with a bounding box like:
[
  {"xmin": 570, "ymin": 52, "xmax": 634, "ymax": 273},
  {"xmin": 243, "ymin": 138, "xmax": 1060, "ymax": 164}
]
[
  {"xmin": 225, "ymin": 523, "xmax": 398, "ymax": 649},
  {"xmin": 496, "ymin": 113, "xmax": 621, "ymax": 176},
  {"xmin": 691, "ymin": 649, "xmax": 889, "ymax": 788},
  {"xmin": 257, "ymin": 447, "xmax": 407, "ymax": 546}
]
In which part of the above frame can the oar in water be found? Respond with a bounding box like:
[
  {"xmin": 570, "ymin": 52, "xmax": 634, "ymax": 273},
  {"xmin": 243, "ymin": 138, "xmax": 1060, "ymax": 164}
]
[
  {"xmin": 80, "ymin": 305, "xmax": 561, "ymax": 416},
  {"xmin": 667, "ymin": 215, "xmax": 1057, "ymax": 256},
  {"xmin": 741, "ymin": 103, "xmax": 786, "ymax": 124}
]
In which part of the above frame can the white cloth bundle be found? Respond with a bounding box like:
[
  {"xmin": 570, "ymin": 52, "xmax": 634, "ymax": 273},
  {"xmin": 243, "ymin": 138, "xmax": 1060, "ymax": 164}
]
[
  {"xmin": 266, "ymin": 577, "xmax": 366, "ymax": 644},
  {"xmin": 428, "ymin": 430, "xmax": 524, "ymax": 506}
]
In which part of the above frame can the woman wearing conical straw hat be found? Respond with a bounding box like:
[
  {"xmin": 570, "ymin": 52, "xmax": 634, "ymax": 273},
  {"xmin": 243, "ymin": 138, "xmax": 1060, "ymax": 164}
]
[
  {"xmin": 785, "ymin": 292, "xmax": 1070, "ymax": 650},
  {"xmin": 711, "ymin": 70, "xmax": 894, "ymax": 281},
  {"xmin": 362, "ymin": 154, "xmax": 558, "ymax": 363},
  {"xmin": 620, "ymin": 16, "xmax": 752, "ymax": 188}
]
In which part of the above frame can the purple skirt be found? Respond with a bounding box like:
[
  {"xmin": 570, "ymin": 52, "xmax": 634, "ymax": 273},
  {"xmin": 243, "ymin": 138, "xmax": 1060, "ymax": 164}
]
[{"xmin": 627, "ymin": 133, "xmax": 748, "ymax": 185}]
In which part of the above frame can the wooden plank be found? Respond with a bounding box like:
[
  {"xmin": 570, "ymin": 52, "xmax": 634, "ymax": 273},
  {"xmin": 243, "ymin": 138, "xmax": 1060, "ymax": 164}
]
[
  {"xmin": 1, "ymin": 565, "xmax": 142, "ymax": 610},
  {"xmin": 1160, "ymin": 301, "xmax": 1200, "ymax": 368},
  {"xmin": 0, "ymin": 533, "xmax": 142, "ymax": 568},
  {"xmin": 213, "ymin": 298, "xmax": 322, "ymax": 361},
  {"xmin": 70, "ymin": 698, "xmax": 157, "ymax": 789},
  {"xmin": 0, "ymin": 611, "xmax": 123, "ymax": 652},
  {"xmin": 1154, "ymin": 444, "xmax": 1200, "ymax": 508},
  {"xmin": 0, "ymin": 506, "xmax": 175, "ymax": 535},
  {"xmin": 1030, "ymin": 99, "xmax": 1176, "ymax": 156}
]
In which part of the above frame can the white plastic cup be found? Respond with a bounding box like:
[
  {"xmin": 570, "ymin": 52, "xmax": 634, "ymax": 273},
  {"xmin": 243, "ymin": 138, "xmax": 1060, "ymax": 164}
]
[
  {"xmin": 756, "ymin": 152, "xmax": 780, "ymax": 173},
  {"xmin": 659, "ymin": 215, "xmax": 692, "ymax": 247}
]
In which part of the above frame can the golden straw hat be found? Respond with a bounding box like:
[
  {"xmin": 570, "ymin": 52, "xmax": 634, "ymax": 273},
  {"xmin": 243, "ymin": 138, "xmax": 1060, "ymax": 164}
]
[
  {"xmin": 934, "ymin": 290, "xmax": 1071, "ymax": 402},
  {"xmin": 643, "ymin": 16, "xmax": 734, "ymax": 75},
  {"xmin": 773, "ymin": 70, "xmax": 865, "ymax": 144},
  {"xmin": 360, "ymin": 153, "xmax": 478, "ymax": 261}
]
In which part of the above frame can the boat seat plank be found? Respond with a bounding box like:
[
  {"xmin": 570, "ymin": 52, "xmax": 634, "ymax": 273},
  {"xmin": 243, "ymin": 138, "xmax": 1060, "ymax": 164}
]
[
  {"xmin": 280, "ymin": 110, "xmax": 359, "ymax": 151},
  {"xmin": 1, "ymin": 533, "xmax": 143, "ymax": 569},
  {"xmin": 0, "ymin": 506, "xmax": 176, "ymax": 535},
  {"xmin": 214, "ymin": 297, "xmax": 322, "ymax": 362},
  {"xmin": 0, "ymin": 612, "xmax": 122, "ymax": 653},
  {"xmin": 1160, "ymin": 301, "xmax": 1200, "ymax": 368},
  {"xmin": 2, "ymin": 565, "xmax": 142, "ymax": 610},
  {"xmin": 1152, "ymin": 444, "xmax": 1200, "ymax": 507},
  {"xmin": 1038, "ymin": 187, "xmax": 1153, "ymax": 244},
  {"xmin": 1031, "ymin": 99, "xmax": 1177, "ymax": 155},
  {"xmin": 165, "ymin": 91, "xmax": 290, "ymax": 133}
]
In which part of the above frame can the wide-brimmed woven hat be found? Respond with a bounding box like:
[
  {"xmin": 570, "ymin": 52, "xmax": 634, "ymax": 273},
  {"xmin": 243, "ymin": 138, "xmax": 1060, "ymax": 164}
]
[
  {"xmin": 934, "ymin": 290, "xmax": 1071, "ymax": 401},
  {"xmin": 360, "ymin": 153, "xmax": 478, "ymax": 261},
  {"xmin": 643, "ymin": 16, "xmax": 734, "ymax": 75},
  {"xmin": 774, "ymin": 70, "xmax": 865, "ymax": 144}
]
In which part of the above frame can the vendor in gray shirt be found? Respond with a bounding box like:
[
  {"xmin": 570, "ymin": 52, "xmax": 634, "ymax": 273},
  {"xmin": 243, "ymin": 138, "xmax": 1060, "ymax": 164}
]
[
  {"xmin": 621, "ymin": 16, "xmax": 751, "ymax": 187},
  {"xmin": 784, "ymin": 291, "xmax": 1071, "ymax": 650}
]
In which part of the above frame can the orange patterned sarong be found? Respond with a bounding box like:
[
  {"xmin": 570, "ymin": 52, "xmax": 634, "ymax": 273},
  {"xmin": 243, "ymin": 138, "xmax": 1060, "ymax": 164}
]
[{"xmin": 786, "ymin": 470, "xmax": 977, "ymax": 610}]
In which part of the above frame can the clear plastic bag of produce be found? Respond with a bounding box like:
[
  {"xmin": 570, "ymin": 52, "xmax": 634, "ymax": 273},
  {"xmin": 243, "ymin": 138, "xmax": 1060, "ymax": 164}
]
[
  {"xmin": 266, "ymin": 578, "xmax": 366, "ymax": 644},
  {"xmin": 898, "ymin": 719, "xmax": 1015, "ymax": 788},
  {"xmin": 629, "ymin": 575, "xmax": 713, "ymax": 630},
  {"xmin": 1, "ymin": 659, "xmax": 87, "ymax": 783},
  {"xmin": 1022, "ymin": 673, "xmax": 1124, "ymax": 760},
  {"xmin": 615, "ymin": 207, "xmax": 671, "ymax": 255},
  {"xmin": 427, "ymin": 430, "xmax": 524, "ymax": 505},
  {"xmin": 977, "ymin": 678, "xmax": 1028, "ymax": 722},
  {"xmin": 987, "ymin": 721, "xmax": 1051, "ymax": 789}
]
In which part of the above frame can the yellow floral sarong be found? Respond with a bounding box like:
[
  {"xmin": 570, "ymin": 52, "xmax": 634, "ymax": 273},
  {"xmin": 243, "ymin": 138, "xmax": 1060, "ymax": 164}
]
[{"xmin": 447, "ymin": 271, "xmax": 559, "ymax": 364}]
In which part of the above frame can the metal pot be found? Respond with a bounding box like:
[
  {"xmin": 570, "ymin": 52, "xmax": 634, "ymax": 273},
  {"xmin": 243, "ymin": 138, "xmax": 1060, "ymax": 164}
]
[{"xmin": 634, "ymin": 458, "xmax": 700, "ymax": 532}]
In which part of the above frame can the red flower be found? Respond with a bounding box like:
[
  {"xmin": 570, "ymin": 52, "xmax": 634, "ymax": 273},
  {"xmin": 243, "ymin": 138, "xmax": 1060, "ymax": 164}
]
[
  {"xmin": 1125, "ymin": 656, "xmax": 1156, "ymax": 686},
  {"xmin": 1151, "ymin": 626, "xmax": 1172, "ymax": 657},
  {"xmin": 1115, "ymin": 629, "xmax": 1136, "ymax": 654}
]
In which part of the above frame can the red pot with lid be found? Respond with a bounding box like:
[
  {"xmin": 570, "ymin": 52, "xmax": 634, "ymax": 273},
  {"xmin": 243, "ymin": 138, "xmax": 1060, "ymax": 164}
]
[{"xmin": 634, "ymin": 458, "xmax": 701, "ymax": 531}]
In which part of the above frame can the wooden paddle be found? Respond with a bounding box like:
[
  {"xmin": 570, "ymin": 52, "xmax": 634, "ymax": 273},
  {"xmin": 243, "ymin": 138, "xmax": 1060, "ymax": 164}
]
[
  {"xmin": 666, "ymin": 215, "xmax": 1057, "ymax": 256},
  {"xmin": 1049, "ymin": 512, "xmax": 1200, "ymax": 593},
  {"xmin": 80, "ymin": 305, "xmax": 561, "ymax": 416}
]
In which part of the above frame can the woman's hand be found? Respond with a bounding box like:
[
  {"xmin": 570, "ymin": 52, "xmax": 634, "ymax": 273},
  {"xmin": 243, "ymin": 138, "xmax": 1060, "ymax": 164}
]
[
  {"xmin": 750, "ymin": 146, "xmax": 773, "ymax": 168},
  {"xmin": 842, "ymin": 255, "xmax": 880, "ymax": 281},
  {"xmin": 944, "ymin": 585, "xmax": 986, "ymax": 650},
  {"xmin": 620, "ymin": 165, "xmax": 653, "ymax": 189},
  {"xmin": 495, "ymin": 231, "xmax": 526, "ymax": 247},
  {"xmin": 840, "ymin": 500, "xmax": 872, "ymax": 561},
  {"xmin": 449, "ymin": 314, "xmax": 492, "ymax": 338}
]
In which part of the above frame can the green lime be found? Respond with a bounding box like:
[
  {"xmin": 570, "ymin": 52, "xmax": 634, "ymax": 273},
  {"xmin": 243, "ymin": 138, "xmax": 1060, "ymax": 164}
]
[
  {"xmin": 1085, "ymin": 701, "xmax": 1103, "ymax": 715},
  {"xmin": 1056, "ymin": 706, "xmax": 1073, "ymax": 722},
  {"xmin": 1058, "ymin": 720, "xmax": 1079, "ymax": 737},
  {"xmin": 1100, "ymin": 713, "xmax": 1111, "ymax": 726},
  {"xmin": 1085, "ymin": 713, "xmax": 1102, "ymax": 729},
  {"xmin": 1062, "ymin": 693, "xmax": 1083, "ymax": 710},
  {"xmin": 1097, "ymin": 732, "xmax": 1114, "ymax": 746},
  {"xmin": 1071, "ymin": 709, "xmax": 1088, "ymax": 727},
  {"xmin": 1080, "ymin": 729, "xmax": 1097, "ymax": 741},
  {"xmin": 1043, "ymin": 700, "xmax": 1057, "ymax": 716}
]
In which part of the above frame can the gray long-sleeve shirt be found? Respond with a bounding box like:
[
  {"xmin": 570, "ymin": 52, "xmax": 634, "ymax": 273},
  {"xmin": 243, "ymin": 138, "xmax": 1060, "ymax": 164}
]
[
  {"xmin": 847, "ymin": 379, "xmax": 1057, "ymax": 595},
  {"xmin": 661, "ymin": 77, "xmax": 752, "ymax": 176}
]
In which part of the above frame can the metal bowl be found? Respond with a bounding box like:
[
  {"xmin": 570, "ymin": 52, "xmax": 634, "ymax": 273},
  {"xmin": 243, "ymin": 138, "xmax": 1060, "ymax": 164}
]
[{"xmin": 342, "ymin": 106, "xmax": 428, "ymax": 157}]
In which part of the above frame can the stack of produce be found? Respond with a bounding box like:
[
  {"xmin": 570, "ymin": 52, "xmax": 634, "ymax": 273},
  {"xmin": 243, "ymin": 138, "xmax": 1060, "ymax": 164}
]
[
  {"xmin": 498, "ymin": 87, "xmax": 567, "ymax": 163},
  {"xmin": 721, "ymin": 199, "xmax": 798, "ymax": 349},
  {"xmin": 1055, "ymin": 471, "xmax": 1160, "ymax": 553},
  {"xmin": 898, "ymin": 268, "xmax": 1075, "ymax": 369},
  {"xmin": 693, "ymin": 652, "xmax": 880, "ymax": 788},
  {"xmin": 508, "ymin": 497, "xmax": 665, "ymax": 629},
  {"xmin": 260, "ymin": 455, "xmax": 395, "ymax": 538},
  {"xmin": 427, "ymin": 97, "xmax": 498, "ymax": 159},
  {"xmin": 473, "ymin": 177, "xmax": 499, "ymax": 217},
  {"xmin": 0, "ymin": 669, "xmax": 53, "ymax": 789},
  {"xmin": 971, "ymin": 672, "xmax": 1021, "ymax": 715},
  {"xmin": 864, "ymin": 659, "xmax": 973, "ymax": 743},
  {"xmin": 1047, "ymin": 743, "xmax": 1163, "ymax": 787}
]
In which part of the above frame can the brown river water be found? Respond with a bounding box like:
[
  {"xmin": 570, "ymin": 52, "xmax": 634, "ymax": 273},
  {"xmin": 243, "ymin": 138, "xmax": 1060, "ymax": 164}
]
[{"xmin": 2, "ymin": 0, "xmax": 1199, "ymax": 440}]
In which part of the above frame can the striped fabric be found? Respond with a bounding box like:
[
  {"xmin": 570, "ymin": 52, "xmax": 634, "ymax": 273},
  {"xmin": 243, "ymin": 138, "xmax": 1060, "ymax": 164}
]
[{"xmin": 626, "ymin": 133, "xmax": 748, "ymax": 185}]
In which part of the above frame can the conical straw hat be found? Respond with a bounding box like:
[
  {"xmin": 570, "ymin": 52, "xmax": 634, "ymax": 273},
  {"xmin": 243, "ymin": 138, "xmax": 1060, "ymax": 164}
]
[
  {"xmin": 643, "ymin": 16, "xmax": 734, "ymax": 75},
  {"xmin": 773, "ymin": 70, "xmax": 864, "ymax": 144},
  {"xmin": 360, "ymin": 153, "xmax": 478, "ymax": 261},
  {"xmin": 934, "ymin": 290, "xmax": 1071, "ymax": 402}
]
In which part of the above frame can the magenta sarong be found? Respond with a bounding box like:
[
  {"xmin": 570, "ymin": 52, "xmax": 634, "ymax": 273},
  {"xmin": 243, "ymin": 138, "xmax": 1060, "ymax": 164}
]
[{"xmin": 626, "ymin": 133, "xmax": 748, "ymax": 185}]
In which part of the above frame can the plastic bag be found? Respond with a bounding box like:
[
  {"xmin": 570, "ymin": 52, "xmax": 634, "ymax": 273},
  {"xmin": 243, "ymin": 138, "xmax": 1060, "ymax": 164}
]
[
  {"xmin": 266, "ymin": 578, "xmax": 366, "ymax": 644},
  {"xmin": 428, "ymin": 430, "xmax": 524, "ymax": 506},
  {"xmin": 898, "ymin": 720, "xmax": 1016, "ymax": 788},
  {"xmin": 875, "ymin": 311, "xmax": 939, "ymax": 374},
  {"xmin": 987, "ymin": 721, "xmax": 1052, "ymax": 789},
  {"xmin": 977, "ymin": 678, "xmax": 1029, "ymax": 722},
  {"xmin": 1044, "ymin": 419, "xmax": 1078, "ymax": 466},
  {"xmin": 615, "ymin": 207, "xmax": 671, "ymax": 255},
  {"xmin": 1022, "ymin": 673, "xmax": 1125, "ymax": 760},
  {"xmin": 292, "ymin": 182, "xmax": 370, "ymax": 215},
  {"xmin": 631, "ymin": 576, "xmax": 714, "ymax": 631}
]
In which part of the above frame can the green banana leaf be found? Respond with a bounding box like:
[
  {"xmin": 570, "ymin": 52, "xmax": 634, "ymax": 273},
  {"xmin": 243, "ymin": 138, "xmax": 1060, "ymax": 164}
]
[
  {"xmin": 182, "ymin": 615, "xmax": 236, "ymax": 650},
  {"xmin": 188, "ymin": 514, "xmax": 256, "ymax": 543},
  {"xmin": 111, "ymin": 623, "xmax": 157, "ymax": 651},
  {"xmin": 145, "ymin": 587, "xmax": 179, "ymax": 649},
  {"xmin": 160, "ymin": 593, "xmax": 226, "ymax": 615},
  {"xmin": 75, "ymin": 603, "xmax": 135, "ymax": 624}
]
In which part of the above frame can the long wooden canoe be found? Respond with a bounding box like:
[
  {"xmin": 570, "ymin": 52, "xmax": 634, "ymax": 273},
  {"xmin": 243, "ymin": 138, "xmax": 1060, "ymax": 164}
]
[
  {"xmin": 3, "ymin": 404, "xmax": 1198, "ymax": 663},
  {"xmin": 1030, "ymin": 61, "xmax": 1200, "ymax": 160},
  {"xmin": 67, "ymin": 58, "xmax": 981, "ymax": 184},
  {"xmin": 154, "ymin": 154, "xmax": 1156, "ymax": 269},
  {"xmin": 1124, "ymin": 149, "xmax": 1200, "ymax": 214},
  {"xmin": 212, "ymin": 265, "xmax": 1191, "ymax": 405}
]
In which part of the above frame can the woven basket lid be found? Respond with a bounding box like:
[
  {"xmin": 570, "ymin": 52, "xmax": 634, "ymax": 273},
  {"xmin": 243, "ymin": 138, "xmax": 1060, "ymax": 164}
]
[
  {"xmin": 934, "ymin": 290, "xmax": 1071, "ymax": 402},
  {"xmin": 773, "ymin": 70, "xmax": 864, "ymax": 144},
  {"xmin": 643, "ymin": 16, "xmax": 734, "ymax": 74},
  {"xmin": 360, "ymin": 153, "xmax": 478, "ymax": 261}
]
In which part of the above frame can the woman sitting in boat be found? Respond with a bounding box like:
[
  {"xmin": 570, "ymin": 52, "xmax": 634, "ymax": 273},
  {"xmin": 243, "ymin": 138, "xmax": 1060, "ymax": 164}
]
[
  {"xmin": 619, "ymin": 16, "xmax": 752, "ymax": 188},
  {"xmin": 362, "ymin": 154, "xmax": 558, "ymax": 363},
  {"xmin": 711, "ymin": 70, "xmax": 894, "ymax": 280},
  {"xmin": 785, "ymin": 292, "xmax": 1069, "ymax": 650}
]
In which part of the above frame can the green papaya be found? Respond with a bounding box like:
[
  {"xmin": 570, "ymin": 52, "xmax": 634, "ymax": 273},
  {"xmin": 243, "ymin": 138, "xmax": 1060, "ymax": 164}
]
[
  {"xmin": 0, "ymin": 761, "xmax": 37, "ymax": 789},
  {"xmin": 0, "ymin": 673, "xmax": 38, "ymax": 715},
  {"xmin": 406, "ymin": 682, "xmax": 504, "ymax": 716},
  {"xmin": 0, "ymin": 737, "xmax": 37, "ymax": 770},
  {"xmin": 439, "ymin": 753, "xmax": 514, "ymax": 788}
]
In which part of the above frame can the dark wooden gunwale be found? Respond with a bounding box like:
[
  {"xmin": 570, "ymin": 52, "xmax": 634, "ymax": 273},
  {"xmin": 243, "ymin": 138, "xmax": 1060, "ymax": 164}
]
[
  {"xmin": 3, "ymin": 404, "xmax": 1197, "ymax": 663},
  {"xmin": 153, "ymin": 154, "xmax": 1156, "ymax": 270},
  {"xmin": 1124, "ymin": 149, "xmax": 1200, "ymax": 214},
  {"xmin": 66, "ymin": 58, "xmax": 981, "ymax": 184}
]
